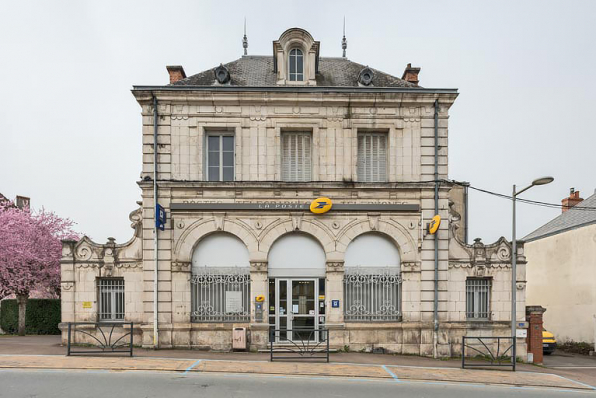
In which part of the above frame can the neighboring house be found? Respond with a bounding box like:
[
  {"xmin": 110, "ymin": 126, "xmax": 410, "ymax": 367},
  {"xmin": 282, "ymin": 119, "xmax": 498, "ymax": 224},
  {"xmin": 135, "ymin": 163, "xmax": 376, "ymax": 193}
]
[
  {"xmin": 525, "ymin": 189, "xmax": 596, "ymax": 344},
  {"xmin": 60, "ymin": 28, "xmax": 526, "ymax": 357}
]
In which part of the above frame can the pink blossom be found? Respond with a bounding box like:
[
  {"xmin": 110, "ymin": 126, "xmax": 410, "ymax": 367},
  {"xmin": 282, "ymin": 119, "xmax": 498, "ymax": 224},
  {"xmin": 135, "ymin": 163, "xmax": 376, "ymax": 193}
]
[{"xmin": 0, "ymin": 202, "xmax": 79, "ymax": 299}]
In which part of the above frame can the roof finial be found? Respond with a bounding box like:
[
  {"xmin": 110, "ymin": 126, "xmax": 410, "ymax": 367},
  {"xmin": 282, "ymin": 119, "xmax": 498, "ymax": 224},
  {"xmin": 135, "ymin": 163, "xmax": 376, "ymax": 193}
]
[
  {"xmin": 242, "ymin": 17, "xmax": 248, "ymax": 56},
  {"xmin": 341, "ymin": 16, "xmax": 347, "ymax": 58}
]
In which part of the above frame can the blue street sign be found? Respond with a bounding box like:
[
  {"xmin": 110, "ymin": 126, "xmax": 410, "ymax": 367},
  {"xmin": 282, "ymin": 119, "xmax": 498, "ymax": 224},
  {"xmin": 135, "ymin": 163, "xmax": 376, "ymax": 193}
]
[
  {"xmin": 156, "ymin": 204, "xmax": 166, "ymax": 231},
  {"xmin": 332, "ymin": 300, "xmax": 340, "ymax": 308}
]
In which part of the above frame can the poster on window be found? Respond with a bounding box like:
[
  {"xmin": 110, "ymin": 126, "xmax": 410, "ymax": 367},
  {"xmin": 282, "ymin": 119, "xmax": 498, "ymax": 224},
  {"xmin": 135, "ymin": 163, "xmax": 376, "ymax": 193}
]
[{"xmin": 225, "ymin": 291, "xmax": 243, "ymax": 313}]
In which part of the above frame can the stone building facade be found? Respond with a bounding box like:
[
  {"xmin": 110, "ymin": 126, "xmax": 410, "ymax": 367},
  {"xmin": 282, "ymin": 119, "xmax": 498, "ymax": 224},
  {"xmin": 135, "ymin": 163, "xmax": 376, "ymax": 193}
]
[{"xmin": 60, "ymin": 28, "xmax": 527, "ymax": 358}]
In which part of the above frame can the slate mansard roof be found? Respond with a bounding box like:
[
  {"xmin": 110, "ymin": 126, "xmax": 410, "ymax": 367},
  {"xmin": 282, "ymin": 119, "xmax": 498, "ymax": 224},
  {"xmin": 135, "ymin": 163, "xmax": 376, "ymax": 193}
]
[
  {"xmin": 523, "ymin": 192, "xmax": 596, "ymax": 242},
  {"xmin": 171, "ymin": 55, "xmax": 419, "ymax": 88}
]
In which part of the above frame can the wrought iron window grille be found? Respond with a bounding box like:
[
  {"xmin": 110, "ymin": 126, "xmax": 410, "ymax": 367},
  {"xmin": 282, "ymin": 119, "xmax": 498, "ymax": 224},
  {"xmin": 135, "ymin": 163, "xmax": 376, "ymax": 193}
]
[
  {"xmin": 191, "ymin": 267, "xmax": 250, "ymax": 322},
  {"xmin": 344, "ymin": 267, "xmax": 402, "ymax": 322},
  {"xmin": 97, "ymin": 278, "xmax": 125, "ymax": 322},
  {"xmin": 466, "ymin": 278, "xmax": 492, "ymax": 320}
]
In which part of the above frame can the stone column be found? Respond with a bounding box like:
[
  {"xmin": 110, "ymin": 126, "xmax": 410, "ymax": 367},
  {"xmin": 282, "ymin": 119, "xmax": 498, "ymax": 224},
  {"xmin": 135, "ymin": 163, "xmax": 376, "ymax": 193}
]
[
  {"xmin": 326, "ymin": 261, "xmax": 346, "ymax": 348},
  {"xmin": 249, "ymin": 261, "xmax": 269, "ymax": 350},
  {"xmin": 526, "ymin": 305, "xmax": 546, "ymax": 364}
]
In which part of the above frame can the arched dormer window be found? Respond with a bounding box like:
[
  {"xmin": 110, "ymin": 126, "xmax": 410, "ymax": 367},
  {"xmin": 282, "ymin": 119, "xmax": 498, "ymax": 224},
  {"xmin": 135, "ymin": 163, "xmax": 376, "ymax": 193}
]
[{"xmin": 288, "ymin": 48, "xmax": 304, "ymax": 81}]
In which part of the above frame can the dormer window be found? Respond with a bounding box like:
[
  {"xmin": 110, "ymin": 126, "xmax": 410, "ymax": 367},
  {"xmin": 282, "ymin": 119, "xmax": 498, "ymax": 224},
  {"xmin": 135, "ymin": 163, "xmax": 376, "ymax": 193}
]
[
  {"xmin": 289, "ymin": 48, "xmax": 304, "ymax": 81},
  {"xmin": 273, "ymin": 28, "xmax": 319, "ymax": 85}
]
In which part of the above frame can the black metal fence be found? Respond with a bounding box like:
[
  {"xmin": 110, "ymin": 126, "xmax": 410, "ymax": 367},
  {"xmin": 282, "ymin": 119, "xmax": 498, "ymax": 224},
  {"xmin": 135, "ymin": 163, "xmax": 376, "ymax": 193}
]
[
  {"xmin": 66, "ymin": 322, "xmax": 133, "ymax": 356},
  {"xmin": 269, "ymin": 329, "xmax": 329, "ymax": 362},
  {"xmin": 461, "ymin": 336, "xmax": 515, "ymax": 370}
]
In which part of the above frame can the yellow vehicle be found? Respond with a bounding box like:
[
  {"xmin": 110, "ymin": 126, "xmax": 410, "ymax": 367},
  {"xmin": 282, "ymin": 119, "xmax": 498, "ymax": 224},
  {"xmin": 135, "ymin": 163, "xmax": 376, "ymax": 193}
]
[{"xmin": 543, "ymin": 330, "xmax": 557, "ymax": 355}]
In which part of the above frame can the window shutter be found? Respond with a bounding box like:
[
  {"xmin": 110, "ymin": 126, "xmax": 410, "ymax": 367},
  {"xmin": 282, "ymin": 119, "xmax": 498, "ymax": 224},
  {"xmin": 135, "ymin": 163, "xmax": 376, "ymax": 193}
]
[
  {"xmin": 282, "ymin": 132, "xmax": 311, "ymax": 182},
  {"xmin": 357, "ymin": 133, "xmax": 387, "ymax": 182}
]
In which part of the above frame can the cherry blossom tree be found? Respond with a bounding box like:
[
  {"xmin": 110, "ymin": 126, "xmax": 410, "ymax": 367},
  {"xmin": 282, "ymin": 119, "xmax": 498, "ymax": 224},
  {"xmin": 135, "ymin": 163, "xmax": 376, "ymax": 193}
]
[{"xmin": 0, "ymin": 202, "xmax": 78, "ymax": 335}]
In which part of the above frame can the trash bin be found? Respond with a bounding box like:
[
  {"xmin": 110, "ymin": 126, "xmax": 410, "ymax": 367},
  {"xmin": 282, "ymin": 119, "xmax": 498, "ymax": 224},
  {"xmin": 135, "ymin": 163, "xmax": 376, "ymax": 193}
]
[{"xmin": 233, "ymin": 327, "xmax": 247, "ymax": 350}]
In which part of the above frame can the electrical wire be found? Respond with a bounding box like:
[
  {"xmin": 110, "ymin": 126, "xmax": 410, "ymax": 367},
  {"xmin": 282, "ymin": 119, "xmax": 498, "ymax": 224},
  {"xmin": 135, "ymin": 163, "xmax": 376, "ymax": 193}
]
[{"xmin": 447, "ymin": 179, "xmax": 596, "ymax": 212}]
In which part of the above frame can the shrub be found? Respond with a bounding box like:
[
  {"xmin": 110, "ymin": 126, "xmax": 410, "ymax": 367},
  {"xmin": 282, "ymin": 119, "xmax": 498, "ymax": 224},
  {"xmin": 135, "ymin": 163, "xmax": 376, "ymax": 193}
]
[{"xmin": 0, "ymin": 299, "xmax": 61, "ymax": 335}]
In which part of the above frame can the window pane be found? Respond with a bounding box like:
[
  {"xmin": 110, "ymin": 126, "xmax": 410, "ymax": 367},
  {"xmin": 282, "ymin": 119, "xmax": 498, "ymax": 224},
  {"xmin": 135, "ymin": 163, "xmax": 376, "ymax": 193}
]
[
  {"xmin": 222, "ymin": 151, "xmax": 234, "ymax": 167},
  {"xmin": 208, "ymin": 167, "xmax": 219, "ymax": 181},
  {"xmin": 208, "ymin": 152, "xmax": 220, "ymax": 167},
  {"xmin": 297, "ymin": 55, "xmax": 303, "ymax": 74},
  {"xmin": 222, "ymin": 166, "xmax": 234, "ymax": 181},
  {"xmin": 289, "ymin": 55, "xmax": 296, "ymax": 74},
  {"xmin": 222, "ymin": 136, "xmax": 234, "ymax": 151},
  {"xmin": 208, "ymin": 135, "xmax": 219, "ymax": 151}
]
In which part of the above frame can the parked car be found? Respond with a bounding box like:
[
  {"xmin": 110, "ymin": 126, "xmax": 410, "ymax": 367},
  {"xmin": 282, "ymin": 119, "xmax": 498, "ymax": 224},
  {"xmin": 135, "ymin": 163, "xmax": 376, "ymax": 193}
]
[{"xmin": 543, "ymin": 330, "xmax": 557, "ymax": 355}]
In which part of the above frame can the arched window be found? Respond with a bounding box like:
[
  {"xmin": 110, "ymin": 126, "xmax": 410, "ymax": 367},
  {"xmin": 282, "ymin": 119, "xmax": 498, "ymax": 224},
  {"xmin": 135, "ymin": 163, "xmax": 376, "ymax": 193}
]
[
  {"xmin": 344, "ymin": 233, "xmax": 402, "ymax": 321},
  {"xmin": 268, "ymin": 233, "xmax": 325, "ymax": 277},
  {"xmin": 191, "ymin": 233, "xmax": 250, "ymax": 322},
  {"xmin": 288, "ymin": 48, "xmax": 304, "ymax": 81}
]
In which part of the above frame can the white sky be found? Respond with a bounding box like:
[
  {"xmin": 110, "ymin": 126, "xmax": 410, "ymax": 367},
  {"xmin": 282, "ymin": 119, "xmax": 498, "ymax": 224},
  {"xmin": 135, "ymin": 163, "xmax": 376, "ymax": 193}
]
[{"xmin": 1, "ymin": 0, "xmax": 595, "ymax": 244}]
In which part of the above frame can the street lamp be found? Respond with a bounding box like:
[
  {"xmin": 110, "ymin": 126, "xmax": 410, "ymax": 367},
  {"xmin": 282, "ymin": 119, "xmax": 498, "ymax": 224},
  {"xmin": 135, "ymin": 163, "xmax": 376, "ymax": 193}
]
[{"xmin": 511, "ymin": 176, "xmax": 553, "ymax": 369}]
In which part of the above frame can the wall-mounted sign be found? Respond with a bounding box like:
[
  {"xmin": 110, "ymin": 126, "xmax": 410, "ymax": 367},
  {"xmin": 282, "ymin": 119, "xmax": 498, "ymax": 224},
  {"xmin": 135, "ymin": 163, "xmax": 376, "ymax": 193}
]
[
  {"xmin": 331, "ymin": 300, "xmax": 340, "ymax": 308},
  {"xmin": 156, "ymin": 204, "xmax": 166, "ymax": 231},
  {"xmin": 318, "ymin": 295, "xmax": 325, "ymax": 300},
  {"xmin": 428, "ymin": 215, "xmax": 441, "ymax": 234},
  {"xmin": 82, "ymin": 301, "xmax": 92, "ymax": 309},
  {"xmin": 171, "ymin": 202, "xmax": 420, "ymax": 212},
  {"xmin": 255, "ymin": 295, "xmax": 265, "ymax": 302},
  {"xmin": 226, "ymin": 291, "xmax": 243, "ymax": 313},
  {"xmin": 516, "ymin": 329, "xmax": 527, "ymax": 338},
  {"xmin": 310, "ymin": 197, "xmax": 333, "ymax": 214}
]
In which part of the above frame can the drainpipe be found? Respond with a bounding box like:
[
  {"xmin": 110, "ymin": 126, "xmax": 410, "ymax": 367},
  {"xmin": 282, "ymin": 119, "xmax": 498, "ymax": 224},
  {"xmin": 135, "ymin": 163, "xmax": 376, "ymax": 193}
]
[
  {"xmin": 464, "ymin": 183, "xmax": 469, "ymax": 244},
  {"xmin": 433, "ymin": 99, "xmax": 439, "ymax": 358},
  {"xmin": 152, "ymin": 95, "xmax": 159, "ymax": 348}
]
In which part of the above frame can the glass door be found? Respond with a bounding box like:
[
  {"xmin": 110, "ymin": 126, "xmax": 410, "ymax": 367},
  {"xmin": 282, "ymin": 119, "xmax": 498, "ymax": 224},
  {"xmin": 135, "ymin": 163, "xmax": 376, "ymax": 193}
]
[
  {"xmin": 272, "ymin": 278, "xmax": 324, "ymax": 343},
  {"xmin": 291, "ymin": 280, "xmax": 316, "ymax": 341}
]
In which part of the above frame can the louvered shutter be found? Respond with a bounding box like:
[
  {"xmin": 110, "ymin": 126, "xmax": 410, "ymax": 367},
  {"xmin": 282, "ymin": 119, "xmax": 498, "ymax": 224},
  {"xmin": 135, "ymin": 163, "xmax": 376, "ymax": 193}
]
[
  {"xmin": 357, "ymin": 133, "xmax": 387, "ymax": 182},
  {"xmin": 282, "ymin": 132, "xmax": 311, "ymax": 182}
]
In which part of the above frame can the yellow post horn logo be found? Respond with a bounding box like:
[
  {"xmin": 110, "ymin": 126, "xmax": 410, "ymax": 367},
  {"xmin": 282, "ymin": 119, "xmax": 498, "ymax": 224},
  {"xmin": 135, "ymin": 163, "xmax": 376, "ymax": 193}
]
[
  {"xmin": 428, "ymin": 215, "xmax": 441, "ymax": 234},
  {"xmin": 310, "ymin": 197, "xmax": 333, "ymax": 214}
]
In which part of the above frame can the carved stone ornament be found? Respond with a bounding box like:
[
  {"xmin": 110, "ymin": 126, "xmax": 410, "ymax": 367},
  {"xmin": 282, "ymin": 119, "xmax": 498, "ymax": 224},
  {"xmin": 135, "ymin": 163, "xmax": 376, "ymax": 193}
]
[
  {"xmin": 291, "ymin": 213, "xmax": 303, "ymax": 231},
  {"xmin": 401, "ymin": 262, "xmax": 420, "ymax": 272},
  {"xmin": 250, "ymin": 262, "xmax": 268, "ymax": 272},
  {"xmin": 172, "ymin": 262, "xmax": 191, "ymax": 272},
  {"xmin": 76, "ymin": 263, "xmax": 100, "ymax": 269},
  {"xmin": 76, "ymin": 245, "xmax": 93, "ymax": 261},
  {"xmin": 115, "ymin": 262, "xmax": 141, "ymax": 269},
  {"xmin": 61, "ymin": 282, "xmax": 74, "ymax": 291},
  {"xmin": 326, "ymin": 261, "xmax": 344, "ymax": 271}
]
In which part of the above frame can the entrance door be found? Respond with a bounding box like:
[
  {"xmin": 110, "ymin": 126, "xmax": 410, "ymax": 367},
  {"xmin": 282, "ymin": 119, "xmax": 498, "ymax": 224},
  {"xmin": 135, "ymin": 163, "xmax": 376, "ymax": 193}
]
[{"xmin": 272, "ymin": 278, "xmax": 324, "ymax": 343}]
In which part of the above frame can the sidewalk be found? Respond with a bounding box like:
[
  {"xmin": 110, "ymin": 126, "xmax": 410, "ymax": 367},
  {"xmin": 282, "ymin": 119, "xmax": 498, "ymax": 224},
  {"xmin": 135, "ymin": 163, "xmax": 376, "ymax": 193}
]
[{"xmin": 1, "ymin": 335, "xmax": 595, "ymax": 391}]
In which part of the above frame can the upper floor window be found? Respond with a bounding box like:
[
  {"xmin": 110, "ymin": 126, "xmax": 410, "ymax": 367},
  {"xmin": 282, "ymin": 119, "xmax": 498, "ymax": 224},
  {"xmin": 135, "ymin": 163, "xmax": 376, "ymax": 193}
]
[
  {"xmin": 357, "ymin": 132, "xmax": 387, "ymax": 182},
  {"xmin": 281, "ymin": 131, "xmax": 311, "ymax": 182},
  {"xmin": 288, "ymin": 48, "xmax": 304, "ymax": 81},
  {"xmin": 206, "ymin": 132, "xmax": 234, "ymax": 182}
]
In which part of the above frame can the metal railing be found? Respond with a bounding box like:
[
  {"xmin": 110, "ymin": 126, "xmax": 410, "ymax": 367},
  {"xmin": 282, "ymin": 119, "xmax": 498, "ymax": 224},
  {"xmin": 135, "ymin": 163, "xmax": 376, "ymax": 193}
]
[
  {"xmin": 461, "ymin": 336, "xmax": 515, "ymax": 370},
  {"xmin": 270, "ymin": 329, "xmax": 329, "ymax": 362},
  {"xmin": 66, "ymin": 322, "xmax": 133, "ymax": 356}
]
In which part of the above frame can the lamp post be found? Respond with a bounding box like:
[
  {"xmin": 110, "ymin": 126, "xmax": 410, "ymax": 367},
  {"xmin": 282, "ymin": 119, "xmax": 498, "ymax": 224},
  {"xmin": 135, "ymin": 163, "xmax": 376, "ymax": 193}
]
[{"xmin": 511, "ymin": 176, "xmax": 553, "ymax": 369}]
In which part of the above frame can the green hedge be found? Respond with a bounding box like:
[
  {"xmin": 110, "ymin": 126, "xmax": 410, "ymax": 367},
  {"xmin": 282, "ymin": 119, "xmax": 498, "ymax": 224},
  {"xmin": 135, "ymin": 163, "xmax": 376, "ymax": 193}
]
[{"xmin": 0, "ymin": 299, "xmax": 61, "ymax": 335}]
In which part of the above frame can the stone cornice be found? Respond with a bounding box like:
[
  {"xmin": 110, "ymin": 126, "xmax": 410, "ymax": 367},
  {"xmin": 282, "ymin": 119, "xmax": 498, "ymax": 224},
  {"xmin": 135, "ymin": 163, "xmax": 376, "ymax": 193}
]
[{"xmin": 137, "ymin": 181, "xmax": 453, "ymax": 191}]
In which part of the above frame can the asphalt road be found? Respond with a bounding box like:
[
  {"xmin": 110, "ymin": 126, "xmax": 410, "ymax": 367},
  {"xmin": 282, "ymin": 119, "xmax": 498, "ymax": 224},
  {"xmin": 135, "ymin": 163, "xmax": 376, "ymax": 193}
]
[{"xmin": 0, "ymin": 369, "xmax": 593, "ymax": 398}]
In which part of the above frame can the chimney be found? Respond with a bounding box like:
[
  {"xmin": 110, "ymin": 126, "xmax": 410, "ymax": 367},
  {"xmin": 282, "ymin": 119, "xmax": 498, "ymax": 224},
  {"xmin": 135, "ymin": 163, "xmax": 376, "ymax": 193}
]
[
  {"xmin": 402, "ymin": 63, "xmax": 421, "ymax": 86},
  {"xmin": 166, "ymin": 65, "xmax": 186, "ymax": 84},
  {"xmin": 561, "ymin": 188, "xmax": 583, "ymax": 213}
]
